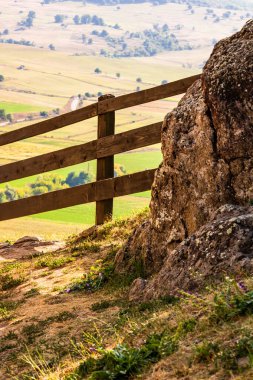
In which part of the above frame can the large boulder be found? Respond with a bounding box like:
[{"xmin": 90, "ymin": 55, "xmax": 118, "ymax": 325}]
[{"xmin": 115, "ymin": 20, "xmax": 253, "ymax": 281}]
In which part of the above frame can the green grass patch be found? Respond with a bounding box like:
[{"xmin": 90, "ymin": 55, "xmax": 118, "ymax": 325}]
[
  {"xmin": 0, "ymin": 300, "xmax": 20, "ymax": 321},
  {"xmin": 0, "ymin": 273, "xmax": 25, "ymax": 290},
  {"xmin": 66, "ymin": 317, "xmax": 196, "ymax": 380},
  {"xmin": 35, "ymin": 255, "xmax": 75, "ymax": 270},
  {"xmin": 0, "ymin": 101, "xmax": 49, "ymax": 114}
]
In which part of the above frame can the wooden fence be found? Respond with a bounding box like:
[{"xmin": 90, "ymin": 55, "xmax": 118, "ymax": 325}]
[{"xmin": 0, "ymin": 74, "xmax": 200, "ymax": 225}]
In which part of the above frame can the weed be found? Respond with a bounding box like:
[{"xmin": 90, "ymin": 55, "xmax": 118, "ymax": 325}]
[
  {"xmin": 0, "ymin": 300, "xmax": 19, "ymax": 321},
  {"xmin": 0, "ymin": 273, "xmax": 25, "ymax": 290},
  {"xmin": 24, "ymin": 288, "xmax": 40, "ymax": 298},
  {"xmin": 52, "ymin": 311, "xmax": 75, "ymax": 322},
  {"xmin": 68, "ymin": 331, "xmax": 178, "ymax": 380},
  {"xmin": 1, "ymin": 331, "xmax": 18, "ymax": 341},
  {"xmin": 91, "ymin": 300, "xmax": 114, "ymax": 312},
  {"xmin": 194, "ymin": 341, "xmax": 220, "ymax": 363},
  {"xmin": 35, "ymin": 255, "xmax": 74, "ymax": 270},
  {"xmin": 22, "ymin": 323, "xmax": 45, "ymax": 343},
  {"xmin": 66, "ymin": 317, "xmax": 197, "ymax": 379},
  {"xmin": 0, "ymin": 261, "xmax": 23, "ymax": 274},
  {"xmin": 70, "ymin": 240, "xmax": 101, "ymax": 256},
  {"xmin": 210, "ymin": 288, "xmax": 253, "ymax": 323},
  {"xmin": 66, "ymin": 260, "xmax": 114, "ymax": 293},
  {"xmin": 22, "ymin": 311, "xmax": 76, "ymax": 343},
  {"xmin": 193, "ymin": 333, "xmax": 253, "ymax": 372}
]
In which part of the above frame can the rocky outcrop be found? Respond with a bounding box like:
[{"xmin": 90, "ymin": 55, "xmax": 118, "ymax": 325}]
[
  {"xmin": 115, "ymin": 21, "xmax": 253, "ymax": 291},
  {"xmin": 129, "ymin": 205, "xmax": 253, "ymax": 301}
]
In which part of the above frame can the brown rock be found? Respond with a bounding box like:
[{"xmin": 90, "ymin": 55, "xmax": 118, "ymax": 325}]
[
  {"xmin": 130, "ymin": 205, "xmax": 253, "ymax": 301},
  {"xmin": 115, "ymin": 20, "xmax": 253, "ymax": 280}
]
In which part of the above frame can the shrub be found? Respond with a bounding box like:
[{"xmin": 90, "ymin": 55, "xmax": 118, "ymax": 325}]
[{"xmin": 94, "ymin": 67, "xmax": 102, "ymax": 74}]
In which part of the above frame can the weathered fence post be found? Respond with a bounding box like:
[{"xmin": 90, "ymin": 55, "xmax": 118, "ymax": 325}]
[{"xmin": 96, "ymin": 94, "xmax": 115, "ymax": 225}]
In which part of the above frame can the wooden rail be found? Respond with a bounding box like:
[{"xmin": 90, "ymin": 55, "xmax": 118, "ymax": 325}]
[{"xmin": 0, "ymin": 74, "xmax": 200, "ymax": 224}]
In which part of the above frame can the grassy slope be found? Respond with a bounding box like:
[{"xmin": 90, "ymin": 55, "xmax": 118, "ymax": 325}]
[{"xmin": 0, "ymin": 212, "xmax": 253, "ymax": 380}]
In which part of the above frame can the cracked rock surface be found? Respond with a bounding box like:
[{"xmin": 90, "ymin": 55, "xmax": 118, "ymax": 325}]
[
  {"xmin": 129, "ymin": 205, "xmax": 253, "ymax": 301},
  {"xmin": 115, "ymin": 21, "xmax": 253, "ymax": 287}
]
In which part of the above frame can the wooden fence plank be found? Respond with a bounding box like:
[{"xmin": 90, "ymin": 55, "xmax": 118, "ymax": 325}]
[
  {"xmin": 0, "ymin": 169, "xmax": 156, "ymax": 221},
  {"xmin": 0, "ymin": 122, "xmax": 162, "ymax": 183},
  {"xmin": 97, "ymin": 121, "xmax": 162, "ymax": 158},
  {"xmin": 96, "ymin": 94, "xmax": 115, "ymax": 225},
  {"xmin": 0, "ymin": 103, "xmax": 98, "ymax": 146},
  {"xmin": 98, "ymin": 74, "xmax": 201, "ymax": 114}
]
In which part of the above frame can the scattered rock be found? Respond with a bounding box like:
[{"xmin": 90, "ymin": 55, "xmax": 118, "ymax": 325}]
[
  {"xmin": 14, "ymin": 236, "xmax": 42, "ymax": 245},
  {"xmin": 0, "ymin": 237, "xmax": 65, "ymax": 261},
  {"xmin": 129, "ymin": 278, "xmax": 148, "ymax": 302}
]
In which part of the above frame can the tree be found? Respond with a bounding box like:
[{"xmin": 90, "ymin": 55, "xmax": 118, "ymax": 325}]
[
  {"xmin": 73, "ymin": 15, "xmax": 80, "ymax": 25},
  {"xmin": 28, "ymin": 11, "xmax": 36, "ymax": 19},
  {"xmin": 55, "ymin": 14, "xmax": 65, "ymax": 23},
  {"xmin": 0, "ymin": 74, "xmax": 4, "ymax": 82},
  {"xmin": 82, "ymin": 34, "xmax": 86, "ymax": 43},
  {"xmin": 0, "ymin": 109, "xmax": 6, "ymax": 120},
  {"xmin": 40, "ymin": 111, "xmax": 49, "ymax": 117},
  {"xmin": 136, "ymin": 77, "xmax": 142, "ymax": 83},
  {"xmin": 48, "ymin": 44, "xmax": 55, "ymax": 50},
  {"xmin": 116, "ymin": 72, "xmax": 120, "ymax": 78},
  {"xmin": 65, "ymin": 171, "xmax": 92, "ymax": 187},
  {"xmin": 161, "ymin": 79, "xmax": 168, "ymax": 84},
  {"xmin": 25, "ymin": 16, "xmax": 33, "ymax": 28},
  {"xmin": 162, "ymin": 24, "xmax": 169, "ymax": 32},
  {"xmin": 80, "ymin": 14, "xmax": 91, "ymax": 24},
  {"xmin": 6, "ymin": 114, "xmax": 12, "ymax": 123},
  {"xmin": 94, "ymin": 67, "xmax": 102, "ymax": 74}
]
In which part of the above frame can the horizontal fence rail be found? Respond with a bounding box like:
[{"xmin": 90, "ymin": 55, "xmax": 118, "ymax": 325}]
[
  {"xmin": 0, "ymin": 122, "xmax": 162, "ymax": 184},
  {"xmin": 0, "ymin": 103, "xmax": 98, "ymax": 147},
  {"xmin": 0, "ymin": 74, "xmax": 201, "ymax": 224},
  {"xmin": 0, "ymin": 74, "xmax": 200, "ymax": 146},
  {"xmin": 0, "ymin": 170, "xmax": 156, "ymax": 221}
]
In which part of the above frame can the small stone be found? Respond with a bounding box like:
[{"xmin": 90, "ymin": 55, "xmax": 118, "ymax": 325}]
[{"xmin": 14, "ymin": 236, "xmax": 42, "ymax": 245}]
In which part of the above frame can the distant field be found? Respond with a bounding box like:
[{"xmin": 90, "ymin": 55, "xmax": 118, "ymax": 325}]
[
  {"xmin": 0, "ymin": 101, "xmax": 49, "ymax": 113},
  {"xmin": 0, "ymin": 44, "xmax": 187, "ymax": 240}
]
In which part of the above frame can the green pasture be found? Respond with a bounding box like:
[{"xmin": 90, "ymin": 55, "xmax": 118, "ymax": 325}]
[
  {"xmin": 30, "ymin": 193, "xmax": 150, "ymax": 225},
  {"xmin": 1, "ymin": 150, "xmax": 162, "ymax": 189},
  {"xmin": 0, "ymin": 101, "xmax": 49, "ymax": 114}
]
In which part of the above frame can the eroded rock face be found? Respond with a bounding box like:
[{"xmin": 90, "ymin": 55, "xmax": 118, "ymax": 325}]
[
  {"xmin": 129, "ymin": 205, "xmax": 253, "ymax": 301},
  {"xmin": 115, "ymin": 20, "xmax": 253, "ymax": 278}
]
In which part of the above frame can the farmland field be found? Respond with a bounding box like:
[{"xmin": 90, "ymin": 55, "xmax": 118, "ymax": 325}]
[
  {"xmin": 0, "ymin": 101, "xmax": 50, "ymax": 113},
  {"xmin": 0, "ymin": 45, "xmax": 176, "ymax": 239},
  {"xmin": 0, "ymin": 0, "xmax": 251, "ymax": 239}
]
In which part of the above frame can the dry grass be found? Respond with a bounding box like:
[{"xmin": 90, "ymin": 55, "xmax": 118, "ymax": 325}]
[{"xmin": 1, "ymin": 211, "xmax": 253, "ymax": 380}]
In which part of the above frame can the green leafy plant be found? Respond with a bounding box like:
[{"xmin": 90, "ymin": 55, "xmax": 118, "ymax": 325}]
[
  {"xmin": 210, "ymin": 286, "xmax": 253, "ymax": 323},
  {"xmin": 66, "ymin": 260, "xmax": 114, "ymax": 293},
  {"xmin": 0, "ymin": 274, "xmax": 25, "ymax": 290},
  {"xmin": 194, "ymin": 341, "xmax": 220, "ymax": 363}
]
